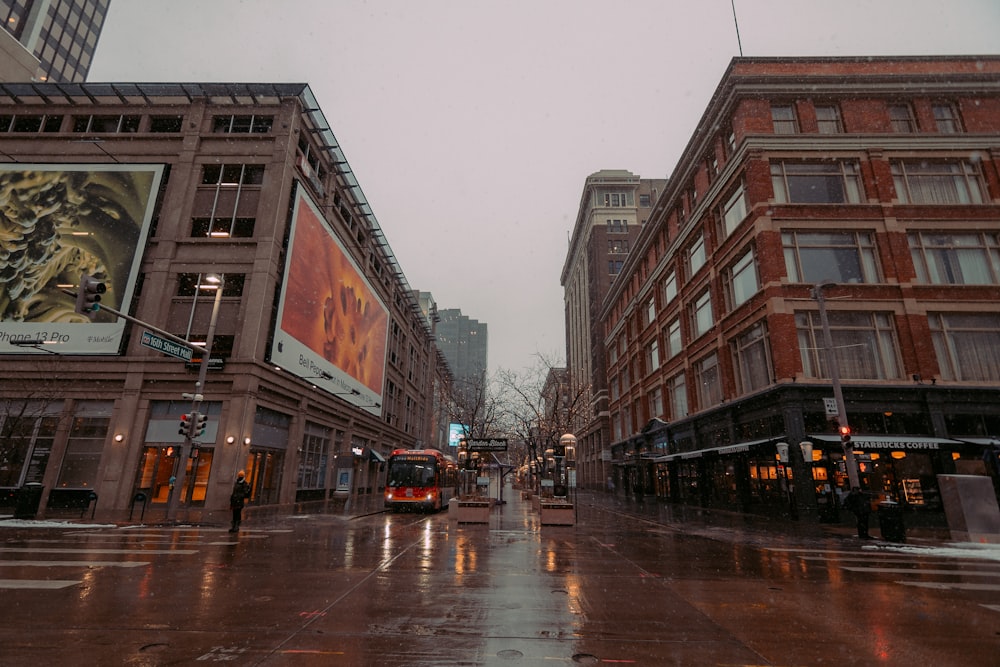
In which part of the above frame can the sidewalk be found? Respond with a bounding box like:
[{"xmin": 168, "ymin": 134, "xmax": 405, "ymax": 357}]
[{"xmin": 573, "ymin": 489, "xmax": 952, "ymax": 547}]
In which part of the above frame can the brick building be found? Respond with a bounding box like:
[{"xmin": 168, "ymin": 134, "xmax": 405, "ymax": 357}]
[
  {"xmin": 561, "ymin": 170, "xmax": 664, "ymax": 490},
  {"xmin": 602, "ymin": 56, "xmax": 1000, "ymax": 521},
  {"xmin": 0, "ymin": 82, "xmax": 447, "ymax": 522}
]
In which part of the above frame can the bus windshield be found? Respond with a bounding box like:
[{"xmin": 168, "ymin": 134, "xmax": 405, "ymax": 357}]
[{"xmin": 387, "ymin": 459, "xmax": 437, "ymax": 487}]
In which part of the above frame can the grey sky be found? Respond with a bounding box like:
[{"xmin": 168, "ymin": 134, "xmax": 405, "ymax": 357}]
[{"xmin": 88, "ymin": 0, "xmax": 1000, "ymax": 373}]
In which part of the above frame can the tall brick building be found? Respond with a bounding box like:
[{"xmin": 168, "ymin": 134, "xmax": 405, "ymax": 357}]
[{"xmin": 602, "ymin": 56, "xmax": 1000, "ymax": 520}]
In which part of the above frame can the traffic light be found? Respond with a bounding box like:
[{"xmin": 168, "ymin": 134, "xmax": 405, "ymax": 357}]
[
  {"xmin": 839, "ymin": 423, "xmax": 852, "ymax": 447},
  {"xmin": 193, "ymin": 412, "xmax": 208, "ymax": 439},
  {"xmin": 178, "ymin": 413, "xmax": 193, "ymax": 437},
  {"xmin": 74, "ymin": 273, "xmax": 106, "ymax": 319}
]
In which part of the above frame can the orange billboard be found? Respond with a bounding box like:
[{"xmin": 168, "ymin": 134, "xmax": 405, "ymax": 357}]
[{"xmin": 271, "ymin": 187, "xmax": 387, "ymax": 413}]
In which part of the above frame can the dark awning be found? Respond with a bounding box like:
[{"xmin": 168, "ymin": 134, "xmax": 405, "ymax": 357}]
[
  {"xmin": 650, "ymin": 437, "xmax": 777, "ymax": 463},
  {"xmin": 369, "ymin": 449, "xmax": 387, "ymax": 462}
]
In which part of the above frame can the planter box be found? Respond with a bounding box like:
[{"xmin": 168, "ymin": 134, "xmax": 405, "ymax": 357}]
[
  {"xmin": 455, "ymin": 500, "xmax": 490, "ymax": 524},
  {"xmin": 540, "ymin": 501, "xmax": 575, "ymax": 526}
]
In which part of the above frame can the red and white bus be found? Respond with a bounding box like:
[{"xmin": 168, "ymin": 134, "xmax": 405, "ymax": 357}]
[{"xmin": 384, "ymin": 449, "xmax": 458, "ymax": 512}]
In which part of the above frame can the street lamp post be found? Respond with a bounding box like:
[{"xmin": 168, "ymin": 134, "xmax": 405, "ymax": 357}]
[
  {"xmin": 166, "ymin": 273, "xmax": 224, "ymax": 521},
  {"xmin": 813, "ymin": 282, "xmax": 861, "ymax": 490}
]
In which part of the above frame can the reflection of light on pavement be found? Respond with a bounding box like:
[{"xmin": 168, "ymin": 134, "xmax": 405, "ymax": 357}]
[
  {"xmin": 453, "ymin": 535, "xmax": 477, "ymax": 577},
  {"xmin": 381, "ymin": 522, "xmax": 394, "ymax": 562}
]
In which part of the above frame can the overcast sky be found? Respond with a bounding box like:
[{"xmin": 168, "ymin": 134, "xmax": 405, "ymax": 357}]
[{"xmin": 88, "ymin": 0, "xmax": 1000, "ymax": 373}]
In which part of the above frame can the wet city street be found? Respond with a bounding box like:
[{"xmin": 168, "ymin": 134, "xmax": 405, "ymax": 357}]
[{"xmin": 1, "ymin": 490, "xmax": 999, "ymax": 666}]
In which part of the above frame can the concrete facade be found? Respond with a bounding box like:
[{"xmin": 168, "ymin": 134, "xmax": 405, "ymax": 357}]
[{"xmin": 0, "ymin": 82, "xmax": 445, "ymax": 523}]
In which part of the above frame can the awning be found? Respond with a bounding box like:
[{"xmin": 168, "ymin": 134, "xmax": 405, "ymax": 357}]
[
  {"xmin": 951, "ymin": 437, "xmax": 1000, "ymax": 447},
  {"xmin": 369, "ymin": 449, "xmax": 387, "ymax": 462},
  {"xmin": 650, "ymin": 437, "xmax": 777, "ymax": 463},
  {"xmin": 808, "ymin": 434, "xmax": 964, "ymax": 450}
]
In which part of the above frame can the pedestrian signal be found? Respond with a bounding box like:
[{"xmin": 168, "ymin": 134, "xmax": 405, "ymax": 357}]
[{"xmin": 75, "ymin": 273, "xmax": 107, "ymax": 319}]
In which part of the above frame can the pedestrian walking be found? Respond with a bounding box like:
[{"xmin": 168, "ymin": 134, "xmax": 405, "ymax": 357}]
[
  {"xmin": 229, "ymin": 470, "xmax": 251, "ymax": 533},
  {"xmin": 844, "ymin": 486, "xmax": 872, "ymax": 539}
]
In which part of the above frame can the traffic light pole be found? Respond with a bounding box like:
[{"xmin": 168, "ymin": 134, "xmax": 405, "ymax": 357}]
[
  {"xmin": 813, "ymin": 283, "xmax": 861, "ymax": 490},
  {"xmin": 165, "ymin": 277, "xmax": 224, "ymax": 522}
]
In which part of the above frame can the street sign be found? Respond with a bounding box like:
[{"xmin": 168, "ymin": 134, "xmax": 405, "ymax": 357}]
[
  {"xmin": 140, "ymin": 330, "xmax": 194, "ymax": 361},
  {"xmin": 467, "ymin": 438, "xmax": 508, "ymax": 452},
  {"xmin": 824, "ymin": 397, "xmax": 839, "ymax": 418}
]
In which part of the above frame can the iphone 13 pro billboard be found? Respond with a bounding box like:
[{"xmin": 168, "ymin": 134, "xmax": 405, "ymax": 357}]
[{"xmin": 0, "ymin": 164, "xmax": 164, "ymax": 354}]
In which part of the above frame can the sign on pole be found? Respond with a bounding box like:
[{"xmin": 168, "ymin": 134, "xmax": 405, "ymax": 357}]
[
  {"xmin": 467, "ymin": 438, "xmax": 508, "ymax": 452},
  {"xmin": 824, "ymin": 397, "xmax": 839, "ymax": 418},
  {"xmin": 140, "ymin": 330, "xmax": 194, "ymax": 361}
]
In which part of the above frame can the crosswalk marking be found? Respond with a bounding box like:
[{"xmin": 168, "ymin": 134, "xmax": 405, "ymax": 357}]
[
  {"xmin": 901, "ymin": 581, "xmax": 1000, "ymax": 592},
  {"xmin": 0, "ymin": 547, "xmax": 198, "ymax": 555},
  {"xmin": 0, "ymin": 579, "xmax": 79, "ymax": 589},
  {"xmin": 0, "ymin": 560, "xmax": 150, "ymax": 568},
  {"xmin": 842, "ymin": 566, "xmax": 1000, "ymax": 576}
]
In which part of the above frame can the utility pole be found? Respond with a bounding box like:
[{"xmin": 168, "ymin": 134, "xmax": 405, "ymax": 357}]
[
  {"xmin": 813, "ymin": 282, "xmax": 861, "ymax": 490},
  {"xmin": 166, "ymin": 274, "xmax": 224, "ymax": 521}
]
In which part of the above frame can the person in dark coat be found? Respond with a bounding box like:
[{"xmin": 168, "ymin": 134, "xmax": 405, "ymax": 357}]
[
  {"xmin": 844, "ymin": 486, "xmax": 872, "ymax": 539},
  {"xmin": 229, "ymin": 470, "xmax": 251, "ymax": 533}
]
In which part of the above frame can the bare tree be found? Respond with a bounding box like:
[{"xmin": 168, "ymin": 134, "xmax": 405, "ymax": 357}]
[{"xmin": 496, "ymin": 352, "xmax": 592, "ymax": 471}]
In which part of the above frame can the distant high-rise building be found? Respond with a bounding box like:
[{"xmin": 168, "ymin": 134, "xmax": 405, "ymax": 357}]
[
  {"xmin": 436, "ymin": 308, "xmax": 488, "ymax": 384},
  {"xmin": 1, "ymin": 0, "xmax": 111, "ymax": 83},
  {"xmin": 561, "ymin": 170, "xmax": 665, "ymax": 490}
]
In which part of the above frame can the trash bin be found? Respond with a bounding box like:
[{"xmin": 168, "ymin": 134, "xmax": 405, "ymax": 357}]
[
  {"xmin": 14, "ymin": 482, "xmax": 44, "ymax": 520},
  {"xmin": 877, "ymin": 500, "xmax": 906, "ymax": 542}
]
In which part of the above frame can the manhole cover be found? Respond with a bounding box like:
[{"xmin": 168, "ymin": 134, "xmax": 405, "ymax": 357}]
[
  {"xmin": 497, "ymin": 649, "xmax": 524, "ymax": 660},
  {"xmin": 571, "ymin": 654, "xmax": 600, "ymax": 665}
]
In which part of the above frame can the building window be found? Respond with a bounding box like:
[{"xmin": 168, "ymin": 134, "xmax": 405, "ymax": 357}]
[
  {"xmin": 212, "ymin": 115, "xmax": 274, "ymax": 134},
  {"xmin": 663, "ymin": 270, "xmax": 678, "ymax": 304},
  {"xmin": 608, "ymin": 260, "xmax": 624, "ymax": 275},
  {"xmin": 646, "ymin": 297, "xmax": 656, "ymax": 326},
  {"xmin": 693, "ymin": 353, "xmax": 722, "ymax": 409},
  {"xmin": 612, "ymin": 412, "xmax": 623, "ymax": 441},
  {"xmin": 72, "ymin": 114, "xmax": 140, "ymax": 133},
  {"xmin": 149, "ymin": 115, "xmax": 184, "ymax": 133},
  {"xmin": 668, "ymin": 372, "xmax": 688, "ymax": 419},
  {"xmin": 929, "ymin": 313, "xmax": 1000, "ymax": 381},
  {"xmin": 687, "ymin": 234, "xmax": 707, "ymax": 277},
  {"xmin": 771, "ymin": 104, "xmax": 799, "ymax": 134},
  {"xmin": 297, "ymin": 423, "xmax": 330, "ymax": 489},
  {"xmin": 57, "ymin": 409, "xmax": 112, "ymax": 489},
  {"xmin": 932, "ymin": 102, "xmax": 962, "ymax": 133},
  {"xmin": 888, "ymin": 104, "xmax": 916, "ymax": 133},
  {"xmin": 607, "ymin": 219, "xmax": 628, "ymax": 233},
  {"xmin": 724, "ymin": 247, "xmax": 759, "ymax": 310},
  {"xmin": 0, "ymin": 114, "xmax": 63, "ymax": 132},
  {"xmin": 639, "ymin": 194, "xmax": 651, "ymax": 207},
  {"xmin": 891, "ymin": 160, "xmax": 985, "ymax": 204},
  {"xmin": 666, "ymin": 318, "xmax": 682, "ymax": 358},
  {"xmin": 731, "ymin": 321, "xmax": 772, "ymax": 395},
  {"xmin": 191, "ymin": 216, "xmax": 255, "ymax": 238},
  {"xmin": 718, "ymin": 181, "xmax": 748, "ymax": 238},
  {"xmin": 783, "ymin": 231, "xmax": 880, "ymax": 284},
  {"xmin": 603, "ymin": 192, "xmax": 633, "ymax": 207},
  {"xmin": 177, "ymin": 273, "xmax": 246, "ymax": 297},
  {"xmin": 771, "ymin": 160, "xmax": 863, "ymax": 204},
  {"xmin": 815, "ymin": 105, "xmax": 843, "ymax": 134},
  {"xmin": 201, "ymin": 164, "xmax": 265, "ymax": 186},
  {"xmin": 649, "ymin": 387, "xmax": 664, "ymax": 420},
  {"xmin": 909, "ymin": 232, "xmax": 1000, "ymax": 285},
  {"xmin": 726, "ymin": 129, "xmax": 736, "ymax": 155},
  {"xmin": 646, "ymin": 339, "xmax": 660, "ymax": 373},
  {"xmin": 796, "ymin": 311, "xmax": 901, "ymax": 380},
  {"xmin": 609, "ymin": 239, "xmax": 630, "ymax": 254},
  {"xmin": 689, "ymin": 288, "xmax": 713, "ymax": 339}
]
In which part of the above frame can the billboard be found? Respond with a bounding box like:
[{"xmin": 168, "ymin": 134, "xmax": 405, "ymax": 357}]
[
  {"xmin": 270, "ymin": 186, "xmax": 388, "ymax": 415},
  {"xmin": 448, "ymin": 423, "xmax": 470, "ymax": 448},
  {"xmin": 0, "ymin": 164, "xmax": 164, "ymax": 354}
]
